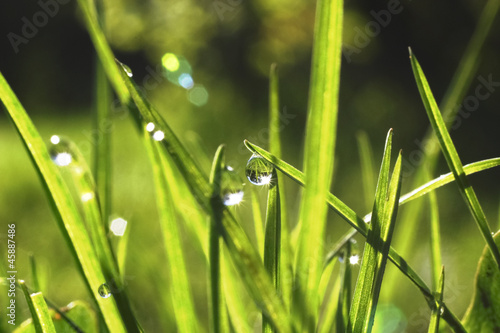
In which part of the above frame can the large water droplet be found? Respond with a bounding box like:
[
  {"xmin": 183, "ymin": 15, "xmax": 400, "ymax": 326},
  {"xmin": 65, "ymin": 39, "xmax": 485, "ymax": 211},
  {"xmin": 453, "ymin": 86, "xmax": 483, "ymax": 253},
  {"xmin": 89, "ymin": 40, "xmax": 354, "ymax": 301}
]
[
  {"xmin": 49, "ymin": 135, "xmax": 73, "ymax": 167},
  {"xmin": 221, "ymin": 166, "xmax": 244, "ymax": 206},
  {"xmin": 98, "ymin": 284, "xmax": 112, "ymax": 298},
  {"xmin": 245, "ymin": 154, "xmax": 274, "ymax": 186}
]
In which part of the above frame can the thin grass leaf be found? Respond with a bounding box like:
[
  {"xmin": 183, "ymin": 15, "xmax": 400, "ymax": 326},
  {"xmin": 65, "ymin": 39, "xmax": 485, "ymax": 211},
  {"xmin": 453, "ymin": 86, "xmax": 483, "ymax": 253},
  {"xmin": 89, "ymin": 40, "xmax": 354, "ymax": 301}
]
[
  {"xmin": 29, "ymin": 254, "xmax": 40, "ymax": 292},
  {"xmin": 357, "ymin": 131, "xmax": 376, "ymax": 212},
  {"xmin": 143, "ymin": 128, "xmax": 200, "ymax": 333},
  {"xmin": 0, "ymin": 72, "xmax": 127, "ymax": 333},
  {"xmin": 20, "ymin": 281, "xmax": 56, "ymax": 333},
  {"xmin": 293, "ymin": 0, "xmax": 343, "ymax": 328},
  {"xmin": 428, "ymin": 267, "xmax": 445, "ymax": 333},
  {"xmin": 263, "ymin": 172, "xmax": 281, "ymax": 333},
  {"xmin": 318, "ymin": 277, "xmax": 341, "ymax": 333},
  {"xmin": 410, "ymin": 48, "xmax": 500, "ymax": 269},
  {"xmin": 251, "ymin": 187, "xmax": 265, "ymax": 259},
  {"xmin": 336, "ymin": 241, "xmax": 353, "ymax": 333},
  {"xmin": 428, "ymin": 183, "xmax": 442, "ymax": 291},
  {"xmin": 462, "ymin": 231, "xmax": 500, "ymax": 332},
  {"xmin": 268, "ymin": 63, "xmax": 292, "ymax": 314}
]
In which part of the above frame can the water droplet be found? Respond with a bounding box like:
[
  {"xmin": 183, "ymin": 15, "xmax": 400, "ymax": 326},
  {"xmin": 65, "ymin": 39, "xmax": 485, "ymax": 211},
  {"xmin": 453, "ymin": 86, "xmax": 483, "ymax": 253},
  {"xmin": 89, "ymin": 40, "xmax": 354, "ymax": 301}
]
[
  {"xmin": 153, "ymin": 130, "xmax": 165, "ymax": 141},
  {"xmin": 439, "ymin": 307, "xmax": 444, "ymax": 315},
  {"xmin": 124, "ymin": 66, "xmax": 133, "ymax": 77},
  {"xmin": 98, "ymin": 284, "xmax": 112, "ymax": 298},
  {"xmin": 50, "ymin": 135, "xmax": 60, "ymax": 144},
  {"xmin": 221, "ymin": 166, "xmax": 244, "ymax": 206},
  {"xmin": 245, "ymin": 154, "xmax": 274, "ymax": 186},
  {"xmin": 81, "ymin": 192, "xmax": 94, "ymax": 202},
  {"xmin": 349, "ymin": 254, "xmax": 360, "ymax": 265},
  {"xmin": 110, "ymin": 218, "xmax": 128, "ymax": 236},
  {"xmin": 146, "ymin": 122, "xmax": 155, "ymax": 132},
  {"xmin": 49, "ymin": 136, "xmax": 73, "ymax": 167},
  {"xmin": 338, "ymin": 253, "xmax": 344, "ymax": 263}
]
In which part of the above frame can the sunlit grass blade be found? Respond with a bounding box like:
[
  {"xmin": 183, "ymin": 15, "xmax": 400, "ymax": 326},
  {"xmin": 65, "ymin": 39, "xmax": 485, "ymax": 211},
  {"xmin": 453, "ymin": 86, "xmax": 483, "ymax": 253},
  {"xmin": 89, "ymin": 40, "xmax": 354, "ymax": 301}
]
[
  {"xmin": 428, "ymin": 183, "xmax": 442, "ymax": 291},
  {"xmin": 0, "ymin": 72, "xmax": 127, "ymax": 333},
  {"xmin": 318, "ymin": 274, "xmax": 341, "ymax": 333},
  {"xmin": 268, "ymin": 63, "xmax": 292, "ymax": 313},
  {"xmin": 293, "ymin": 0, "xmax": 343, "ymax": 328},
  {"xmin": 428, "ymin": 267, "xmax": 445, "ymax": 333},
  {"xmin": 209, "ymin": 145, "xmax": 229, "ymax": 333},
  {"xmin": 357, "ymin": 131, "xmax": 376, "ymax": 212},
  {"xmin": 263, "ymin": 172, "xmax": 281, "ymax": 333},
  {"xmin": 20, "ymin": 281, "xmax": 56, "ymax": 333},
  {"xmin": 462, "ymin": 231, "xmax": 500, "ymax": 332},
  {"xmin": 142, "ymin": 127, "xmax": 200, "ymax": 333},
  {"xmin": 251, "ymin": 187, "xmax": 265, "ymax": 259},
  {"xmin": 336, "ymin": 241, "xmax": 353, "ymax": 332},
  {"xmin": 410, "ymin": 49, "xmax": 500, "ymax": 269},
  {"xmin": 349, "ymin": 132, "xmax": 402, "ymax": 333}
]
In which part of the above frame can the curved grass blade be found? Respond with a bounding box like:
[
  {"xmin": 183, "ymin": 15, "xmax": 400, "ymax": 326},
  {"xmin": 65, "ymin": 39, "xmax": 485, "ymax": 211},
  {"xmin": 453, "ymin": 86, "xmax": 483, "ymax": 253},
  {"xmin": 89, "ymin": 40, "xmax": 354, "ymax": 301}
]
[
  {"xmin": 357, "ymin": 131, "xmax": 376, "ymax": 212},
  {"xmin": 209, "ymin": 145, "xmax": 229, "ymax": 333},
  {"xmin": 263, "ymin": 172, "xmax": 281, "ymax": 333},
  {"xmin": 20, "ymin": 281, "xmax": 56, "ymax": 333},
  {"xmin": 293, "ymin": 0, "xmax": 343, "ymax": 329},
  {"xmin": 410, "ymin": 49, "xmax": 500, "ymax": 269},
  {"xmin": 462, "ymin": 231, "xmax": 500, "ymax": 332},
  {"xmin": 428, "ymin": 185, "xmax": 442, "ymax": 291},
  {"xmin": 349, "ymin": 134, "xmax": 402, "ymax": 333},
  {"xmin": 428, "ymin": 267, "xmax": 445, "ymax": 333},
  {"xmin": 0, "ymin": 72, "xmax": 127, "ymax": 333},
  {"xmin": 268, "ymin": 63, "xmax": 292, "ymax": 313}
]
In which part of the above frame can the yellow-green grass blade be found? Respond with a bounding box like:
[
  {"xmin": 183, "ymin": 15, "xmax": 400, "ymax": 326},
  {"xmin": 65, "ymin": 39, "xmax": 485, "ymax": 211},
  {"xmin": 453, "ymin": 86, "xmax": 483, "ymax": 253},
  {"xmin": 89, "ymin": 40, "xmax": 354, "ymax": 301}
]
[
  {"xmin": 20, "ymin": 281, "xmax": 56, "ymax": 333},
  {"xmin": 263, "ymin": 172, "xmax": 282, "ymax": 333},
  {"xmin": 118, "ymin": 67, "xmax": 292, "ymax": 332},
  {"xmin": 293, "ymin": 0, "xmax": 343, "ymax": 329},
  {"xmin": 0, "ymin": 72, "xmax": 126, "ymax": 333},
  {"xmin": 428, "ymin": 267, "xmax": 445, "ymax": 333},
  {"xmin": 410, "ymin": 49, "xmax": 500, "ymax": 269},
  {"xmin": 75, "ymin": 0, "xmax": 129, "ymax": 104},
  {"xmin": 29, "ymin": 254, "xmax": 41, "ymax": 292},
  {"xmin": 336, "ymin": 241, "xmax": 353, "ymax": 333},
  {"xmin": 251, "ymin": 187, "xmax": 265, "ymax": 259},
  {"xmin": 428, "ymin": 184, "xmax": 442, "ymax": 291},
  {"xmin": 462, "ymin": 231, "xmax": 500, "ymax": 332},
  {"xmin": 209, "ymin": 145, "xmax": 229, "ymax": 333},
  {"xmin": 142, "ymin": 130, "xmax": 200, "ymax": 333},
  {"xmin": 349, "ymin": 133, "xmax": 402, "ymax": 333},
  {"xmin": 318, "ymin": 277, "xmax": 341, "ymax": 333},
  {"xmin": 357, "ymin": 131, "xmax": 376, "ymax": 212},
  {"xmin": 268, "ymin": 63, "xmax": 292, "ymax": 313}
]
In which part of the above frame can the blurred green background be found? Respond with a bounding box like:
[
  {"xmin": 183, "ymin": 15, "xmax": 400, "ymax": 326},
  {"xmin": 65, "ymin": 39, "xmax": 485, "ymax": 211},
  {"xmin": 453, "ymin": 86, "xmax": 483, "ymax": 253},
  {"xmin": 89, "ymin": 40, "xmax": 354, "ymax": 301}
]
[{"xmin": 1, "ymin": 0, "xmax": 500, "ymax": 331}]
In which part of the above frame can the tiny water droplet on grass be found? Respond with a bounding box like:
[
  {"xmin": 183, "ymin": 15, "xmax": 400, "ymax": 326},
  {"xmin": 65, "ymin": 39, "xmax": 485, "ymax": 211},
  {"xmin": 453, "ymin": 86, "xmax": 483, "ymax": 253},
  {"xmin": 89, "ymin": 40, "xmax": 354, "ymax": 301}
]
[
  {"xmin": 221, "ymin": 166, "xmax": 244, "ymax": 206},
  {"xmin": 98, "ymin": 284, "xmax": 112, "ymax": 298},
  {"xmin": 349, "ymin": 254, "xmax": 360, "ymax": 265},
  {"xmin": 245, "ymin": 154, "xmax": 274, "ymax": 186},
  {"xmin": 49, "ymin": 135, "xmax": 73, "ymax": 167},
  {"xmin": 439, "ymin": 307, "xmax": 444, "ymax": 315},
  {"xmin": 146, "ymin": 122, "xmax": 155, "ymax": 132},
  {"xmin": 153, "ymin": 130, "xmax": 165, "ymax": 141},
  {"xmin": 110, "ymin": 218, "xmax": 128, "ymax": 236}
]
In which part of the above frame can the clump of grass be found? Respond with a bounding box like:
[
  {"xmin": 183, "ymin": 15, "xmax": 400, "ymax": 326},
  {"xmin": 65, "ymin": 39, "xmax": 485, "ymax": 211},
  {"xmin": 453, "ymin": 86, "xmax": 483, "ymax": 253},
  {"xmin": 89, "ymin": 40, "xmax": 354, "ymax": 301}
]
[{"xmin": 1, "ymin": 0, "xmax": 500, "ymax": 332}]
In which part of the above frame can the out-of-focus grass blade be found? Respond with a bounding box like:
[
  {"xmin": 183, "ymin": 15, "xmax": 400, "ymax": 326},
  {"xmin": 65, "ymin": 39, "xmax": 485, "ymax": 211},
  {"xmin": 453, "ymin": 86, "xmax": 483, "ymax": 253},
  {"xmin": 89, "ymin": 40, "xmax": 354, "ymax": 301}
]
[
  {"xmin": 336, "ymin": 242, "xmax": 353, "ymax": 333},
  {"xmin": 29, "ymin": 254, "xmax": 41, "ymax": 292},
  {"xmin": 263, "ymin": 172, "xmax": 281, "ymax": 333},
  {"xmin": 268, "ymin": 63, "xmax": 292, "ymax": 313},
  {"xmin": 251, "ymin": 187, "xmax": 265, "ymax": 259},
  {"xmin": 20, "ymin": 281, "xmax": 56, "ymax": 333},
  {"xmin": 428, "ymin": 185, "xmax": 442, "ymax": 291},
  {"xmin": 143, "ymin": 128, "xmax": 200, "ymax": 333},
  {"xmin": 349, "ymin": 131, "xmax": 402, "ymax": 333},
  {"xmin": 357, "ymin": 131, "xmax": 376, "ymax": 212},
  {"xmin": 0, "ymin": 72, "xmax": 126, "ymax": 333},
  {"xmin": 209, "ymin": 145, "xmax": 229, "ymax": 333},
  {"xmin": 318, "ymin": 277, "xmax": 341, "ymax": 333},
  {"xmin": 462, "ymin": 231, "xmax": 500, "ymax": 332},
  {"xmin": 410, "ymin": 49, "xmax": 500, "ymax": 269},
  {"xmin": 293, "ymin": 0, "xmax": 343, "ymax": 329},
  {"xmin": 428, "ymin": 267, "xmax": 445, "ymax": 333}
]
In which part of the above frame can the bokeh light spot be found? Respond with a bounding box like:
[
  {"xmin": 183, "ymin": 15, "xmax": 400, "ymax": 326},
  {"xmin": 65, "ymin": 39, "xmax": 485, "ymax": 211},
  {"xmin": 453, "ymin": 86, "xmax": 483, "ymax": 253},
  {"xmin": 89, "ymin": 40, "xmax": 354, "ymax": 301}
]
[
  {"xmin": 188, "ymin": 85, "xmax": 209, "ymax": 106},
  {"xmin": 162, "ymin": 53, "xmax": 180, "ymax": 72}
]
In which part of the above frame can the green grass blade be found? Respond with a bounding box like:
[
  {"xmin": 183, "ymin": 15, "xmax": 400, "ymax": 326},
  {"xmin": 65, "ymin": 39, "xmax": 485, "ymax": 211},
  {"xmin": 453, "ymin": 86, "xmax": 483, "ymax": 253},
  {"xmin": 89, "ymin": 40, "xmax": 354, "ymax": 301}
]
[
  {"xmin": 357, "ymin": 131, "xmax": 376, "ymax": 212},
  {"xmin": 0, "ymin": 72, "xmax": 127, "ymax": 333},
  {"xmin": 428, "ymin": 183, "xmax": 442, "ymax": 291},
  {"xmin": 251, "ymin": 187, "xmax": 265, "ymax": 259},
  {"xmin": 263, "ymin": 172, "xmax": 281, "ymax": 333},
  {"xmin": 20, "ymin": 281, "xmax": 56, "ymax": 333},
  {"xmin": 410, "ymin": 49, "xmax": 500, "ymax": 269},
  {"xmin": 428, "ymin": 267, "xmax": 445, "ymax": 333},
  {"xmin": 318, "ymin": 275, "xmax": 341, "ymax": 333},
  {"xmin": 209, "ymin": 145, "xmax": 229, "ymax": 333},
  {"xmin": 336, "ymin": 241, "xmax": 353, "ymax": 333},
  {"xmin": 268, "ymin": 63, "xmax": 292, "ymax": 314},
  {"xmin": 349, "ymin": 133, "xmax": 402, "ymax": 333},
  {"xmin": 293, "ymin": 0, "xmax": 343, "ymax": 329},
  {"xmin": 462, "ymin": 231, "xmax": 500, "ymax": 332},
  {"xmin": 29, "ymin": 254, "xmax": 41, "ymax": 292}
]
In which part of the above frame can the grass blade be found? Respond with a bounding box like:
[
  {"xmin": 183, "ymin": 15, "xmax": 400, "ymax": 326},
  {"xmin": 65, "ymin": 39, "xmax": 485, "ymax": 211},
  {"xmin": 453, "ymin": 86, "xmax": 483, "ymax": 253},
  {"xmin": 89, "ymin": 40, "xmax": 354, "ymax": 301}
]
[
  {"xmin": 293, "ymin": 0, "xmax": 343, "ymax": 329},
  {"xmin": 318, "ymin": 275, "xmax": 341, "ymax": 333},
  {"xmin": 29, "ymin": 254, "xmax": 41, "ymax": 292},
  {"xmin": 20, "ymin": 281, "xmax": 56, "ymax": 333},
  {"xmin": 428, "ymin": 267, "xmax": 445, "ymax": 333},
  {"xmin": 410, "ymin": 48, "xmax": 500, "ymax": 269},
  {"xmin": 336, "ymin": 241, "xmax": 353, "ymax": 333},
  {"xmin": 357, "ymin": 131, "xmax": 376, "ymax": 212},
  {"xmin": 263, "ymin": 172, "xmax": 281, "ymax": 333},
  {"xmin": 0, "ymin": 72, "xmax": 127, "ymax": 333},
  {"xmin": 349, "ymin": 132, "xmax": 402, "ymax": 333},
  {"xmin": 428, "ymin": 183, "xmax": 442, "ymax": 291},
  {"xmin": 251, "ymin": 187, "xmax": 265, "ymax": 259}
]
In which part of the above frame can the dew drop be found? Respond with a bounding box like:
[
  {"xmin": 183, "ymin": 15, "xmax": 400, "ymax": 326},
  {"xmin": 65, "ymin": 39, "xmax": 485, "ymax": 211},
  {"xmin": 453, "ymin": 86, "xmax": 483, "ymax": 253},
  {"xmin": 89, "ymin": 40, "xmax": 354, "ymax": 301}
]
[
  {"xmin": 245, "ymin": 154, "xmax": 274, "ymax": 186},
  {"xmin": 439, "ymin": 307, "xmax": 444, "ymax": 315},
  {"xmin": 349, "ymin": 254, "xmax": 360, "ymax": 265},
  {"xmin": 98, "ymin": 284, "xmax": 112, "ymax": 298},
  {"xmin": 81, "ymin": 192, "xmax": 94, "ymax": 202},
  {"xmin": 110, "ymin": 218, "xmax": 128, "ymax": 236},
  {"xmin": 153, "ymin": 130, "xmax": 165, "ymax": 141},
  {"xmin": 146, "ymin": 122, "xmax": 155, "ymax": 132},
  {"xmin": 221, "ymin": 166, "xmax": 244, "ymax": 206},
  {"xmin": 49, "ymin": 135, "xmax": 73, "ymax": 167}
]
